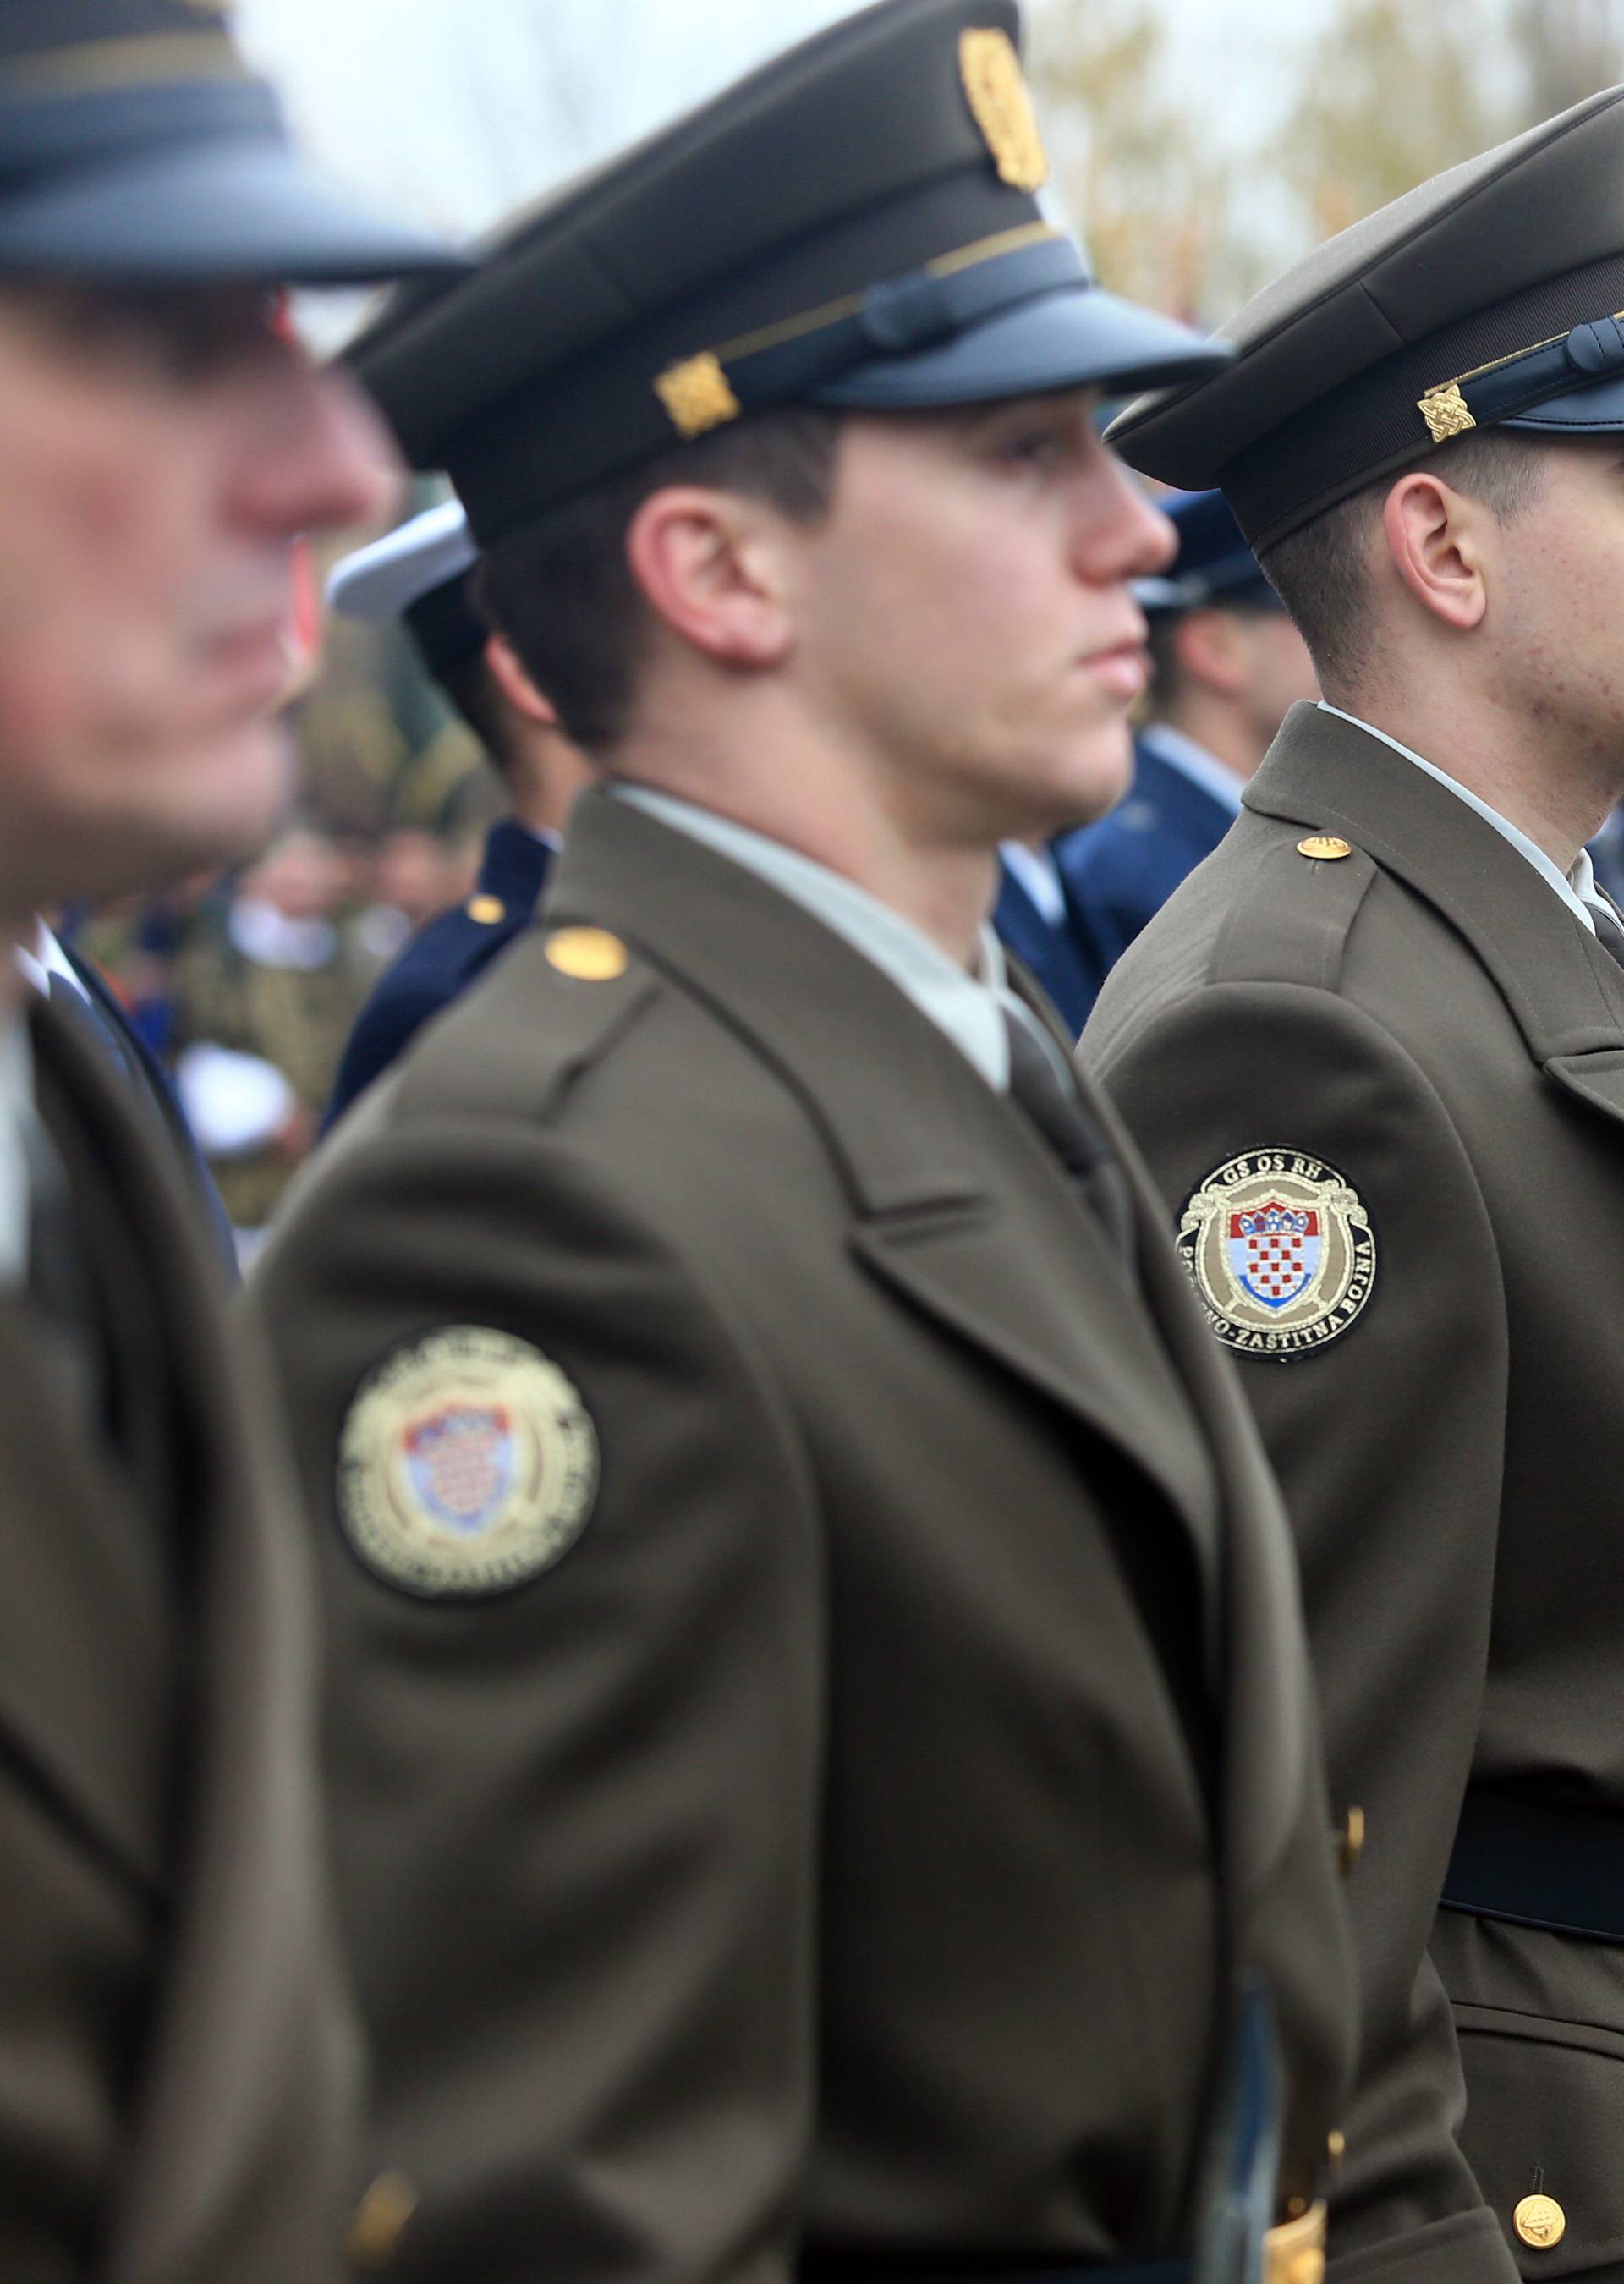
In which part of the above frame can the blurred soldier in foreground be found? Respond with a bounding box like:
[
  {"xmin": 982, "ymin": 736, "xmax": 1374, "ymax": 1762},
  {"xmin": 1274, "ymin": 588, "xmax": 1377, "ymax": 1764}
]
[
  {"xmin": 1089, "ymin": 88, "xmax": 1624, "ymax": 2282},
  {"xmin": 0, "ymin": 1, "xmax": 454, "ymax": 2273},
  {"xmin": 253, "ymin": 2, "xmax": 1355, "ymax": 2278},
  {"xmin": 1057, "ymin": 491, "xmax": 1317, "ymax": 987},
  {"xmin": 322, "ymin": 500, "xmax": 592, "ymax": 1127}
]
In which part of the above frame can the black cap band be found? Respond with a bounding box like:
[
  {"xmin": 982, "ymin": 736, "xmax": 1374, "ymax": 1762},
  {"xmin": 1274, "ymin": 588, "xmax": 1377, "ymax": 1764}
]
[{"xmin": 1219, "ymin": 248, "xmax": 1624, "ymax": 555}]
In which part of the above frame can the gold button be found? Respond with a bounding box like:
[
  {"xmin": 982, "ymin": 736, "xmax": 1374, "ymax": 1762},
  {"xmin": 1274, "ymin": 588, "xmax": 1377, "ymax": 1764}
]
[
  {"xmin": 545, "ymin": 925, "xmax": 629, "ymax": 981},
  {"xmin": 1514, "ymin": 2193, "xmax": 1566, "ymax": 2249},
  {"xmin": 1297, "ymin": 835, "xmax": 1352, "ymax": 861},
  {"xmin": 1327, "ymin": 2128, "xmax": 1347, "ymax": 2171},
  {"xmin": 466, "ymin": 893, "xmax": 507, "ymax": 925},
  {"xmin": 1264, "ymin": 2199, "xmax": 1326, "ymax": 2284},
  {"xmin": 346, "ymin": 2171, "xmax": 417, "ymax": 2269},
  {"xmin": 1339, "ymin": 1804, "xmax": 1366, "ymax": 1876}
]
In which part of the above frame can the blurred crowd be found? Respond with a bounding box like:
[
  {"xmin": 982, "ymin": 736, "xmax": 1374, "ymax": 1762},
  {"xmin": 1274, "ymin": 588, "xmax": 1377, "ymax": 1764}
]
[{"xmin": 69, "ymin": 816, "xmax": 475, "ymax": 1230}]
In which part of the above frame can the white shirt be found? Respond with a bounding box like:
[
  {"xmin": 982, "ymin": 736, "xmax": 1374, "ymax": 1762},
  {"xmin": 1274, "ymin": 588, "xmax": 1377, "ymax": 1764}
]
[
  {"xmin": 615, "ymin": 786, "xmax": 1043, "ymax": 1092},
  {"xmin": 998, "ymin": 838, "xmax": 1067, "ymax": 925},
  {"xmin": 1319, "ymin": 701, "xmax": 1615, "ymax": 936},
  {"xmin": 15, "ymin": 920, "xmax": 91, "ymax": 1004},
  {"xmin": 1137, "ymin": 722, "xmax": 1246, "ymax": 818}
]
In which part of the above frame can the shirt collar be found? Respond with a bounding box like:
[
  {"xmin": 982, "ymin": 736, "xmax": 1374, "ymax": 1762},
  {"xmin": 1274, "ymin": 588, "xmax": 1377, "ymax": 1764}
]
[
  {"xmin": 1137, "ymin": 721, "xmax": 1247, "ymax": 816},
  {"xmin": 1317, "ymin": 700, "xmax": 1604, "ymax": 936},
  {"xmin": 15, "ymin": 920, "xmax": 89, "ymax": 1002},
  {"xmin": 612, "ymin": 783, "xmax": 1014, "ymax": 1090},
  {"xmin": 998, "ymin": 838, "xmax": 1067, "ymax": 925}
]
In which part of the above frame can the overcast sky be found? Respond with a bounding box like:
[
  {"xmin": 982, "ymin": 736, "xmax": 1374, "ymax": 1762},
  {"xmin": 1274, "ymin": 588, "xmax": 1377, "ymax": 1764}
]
[{"xmin": 237, "ymin": 0, "xmax": 1341, "ymax": 250}]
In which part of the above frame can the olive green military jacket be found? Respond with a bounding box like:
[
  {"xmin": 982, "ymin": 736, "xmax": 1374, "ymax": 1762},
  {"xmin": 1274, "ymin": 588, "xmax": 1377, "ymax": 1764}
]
[
  {"xmin": 250, "ymin": 785, "xmax": 1355, "ymax": 2284},
  {"xmin": 0, "ymin": 992, "xmax": 359, "ymax": 2283},
  {"xmin": 1082, "ymin": 700, "xmax": 1624, "ymax": 2283}
]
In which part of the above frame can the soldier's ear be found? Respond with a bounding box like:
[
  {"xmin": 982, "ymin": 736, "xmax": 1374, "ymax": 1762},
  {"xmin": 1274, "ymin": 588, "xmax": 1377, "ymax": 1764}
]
[
  {"xmin": 1381, "ymin": 471, "xmax": 1489, "ymax": 634},
  {"xmin": 484, "ymin": 634, "xmax": 558, "ymax": 727},
  {"xmin": 1171, "ymin": 607, "xmax": 1248, "ymax": 699},
  {"xmin": 623, "ymin": 483, "xmax": 795, "ymax": 670}
]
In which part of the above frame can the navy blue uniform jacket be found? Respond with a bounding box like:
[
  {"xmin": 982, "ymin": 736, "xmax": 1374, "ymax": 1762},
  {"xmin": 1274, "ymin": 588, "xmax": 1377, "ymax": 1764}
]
[
  {"xmin": 324, "ymin": 819, "xmax": 552, "ymax": 1131},
  {"xmin": 1057, "ymin": 738, "xmax": 1237, "ymax": 978}
]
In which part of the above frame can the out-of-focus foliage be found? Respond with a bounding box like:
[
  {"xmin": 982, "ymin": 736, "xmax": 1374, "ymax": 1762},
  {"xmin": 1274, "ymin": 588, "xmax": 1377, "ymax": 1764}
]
[{"xmin": 1031, "ymin": 0, "xmax": 1624, "ymax": 325}]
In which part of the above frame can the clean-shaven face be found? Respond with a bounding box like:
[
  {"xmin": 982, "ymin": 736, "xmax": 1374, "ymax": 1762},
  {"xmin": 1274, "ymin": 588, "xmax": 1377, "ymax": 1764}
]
[
  {"xmin": 787, "ymin": 387, "xmax": 1175, "ymax": 845},
  {"xmin": 0, "ymin": 283, "xmax": 397, "ymax": 921},
  {"xmin": 1479, "ymin": 436, "xmax": 1624, "ymax": 793}
]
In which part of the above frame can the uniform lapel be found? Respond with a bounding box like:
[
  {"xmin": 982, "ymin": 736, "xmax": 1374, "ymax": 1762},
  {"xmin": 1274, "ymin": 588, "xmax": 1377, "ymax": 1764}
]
[
  {"xmin": 1248, "ymin": 703, "xmax": 1624, "ymax": 1120},
  {"xmin": 25, "ymin": 996, "xmax": 353, "ymax": 2284},
  {"xmin": 0, "ymin": 1290, "xmax": 176, "ymax": 1896},
  {"xmin": 546, "ymin": 789, "xmax": 1221, "ymax": 1586}
]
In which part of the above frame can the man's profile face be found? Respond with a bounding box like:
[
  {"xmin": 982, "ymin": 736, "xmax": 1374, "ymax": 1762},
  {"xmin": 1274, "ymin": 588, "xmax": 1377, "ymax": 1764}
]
[
  {"xmin": 785, "ymin": 389, "xmax": 1174, "ymax": 844},
  {"xmin": 0, "ymin": 283, "xmax": 396, "ymax": 920},
  {"xmin": 1476, "ymin": 437, "xmax": 1624, "ymax": 782}
]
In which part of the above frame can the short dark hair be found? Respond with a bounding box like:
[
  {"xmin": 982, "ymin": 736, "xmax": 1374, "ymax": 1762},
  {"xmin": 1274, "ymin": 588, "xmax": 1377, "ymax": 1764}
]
[
  {"xmin": 474, "ymin": 405, "xmax": 845, "ymax": 756},
  {"xmin": 436, "ymin": 651, "xmax": 515, "ymax": 781},
  {"xmin": 1263, "ymin": 427, "xmax": 1547, "ymax": 690}
]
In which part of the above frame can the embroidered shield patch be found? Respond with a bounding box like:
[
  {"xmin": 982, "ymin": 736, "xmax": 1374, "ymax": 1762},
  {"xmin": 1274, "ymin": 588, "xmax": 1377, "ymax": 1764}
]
[
  {"xmin": 1178, "ymin": 1150, "xmax": 1376, "ymax": 1360},
  {"xmin": 337, "ymin": 1326, "xmax": 598, "ymax": 1597}
]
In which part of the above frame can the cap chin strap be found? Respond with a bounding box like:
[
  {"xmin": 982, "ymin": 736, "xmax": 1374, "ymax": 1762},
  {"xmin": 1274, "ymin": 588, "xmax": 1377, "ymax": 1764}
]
[
  {"xmin": 1418, "ymin": 310, "xmax": 1624, "ymax": 441},
  {"xmin": 653, "ymin": 225, "xmax": 1087, "ymax": 439}
]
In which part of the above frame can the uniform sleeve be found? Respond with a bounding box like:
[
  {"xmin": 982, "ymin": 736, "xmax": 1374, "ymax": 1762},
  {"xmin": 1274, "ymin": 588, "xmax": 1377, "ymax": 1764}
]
[
  {"xmin": 1085, "ymin": 980, "xmax": 1519, "ymax": 2284},
  {"xmin": 249, "ymin": 1115, "xmax": 824, "ymax": 2284}
]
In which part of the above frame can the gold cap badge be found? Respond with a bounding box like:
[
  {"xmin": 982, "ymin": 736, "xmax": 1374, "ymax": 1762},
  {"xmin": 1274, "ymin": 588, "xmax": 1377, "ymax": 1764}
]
[
  {"xmin": 1513, "ymin": 2194, "xmax": 1566, "ymax": 2250},
  {"xmin": 466, "ymin": 893, "xmax": 506, "ymax": 925},
  {"xmin": 1298, "ymin": 835, "xmax": 1352, "ymax": 861},
  {"xmin": 654, "ymin": 351, "xmax": 742, "ymax": 440},
  {"xmin": 545, "ymin": 926, "xmax": 629, "ymax": 981},
  {"xmin": 959, "ymin": 29, "xmax": 1048, "ymax": 193},
  {"xmin": 1418, "ymin": 382, "xmax": 1476, "ymax": 444}
]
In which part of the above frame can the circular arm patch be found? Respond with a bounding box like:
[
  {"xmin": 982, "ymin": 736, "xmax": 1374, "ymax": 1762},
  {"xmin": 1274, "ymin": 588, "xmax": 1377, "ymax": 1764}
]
[
  {"xmin": 1177, "ymin": 1149, "xmax": 1377, "ymax": 1361},
  {"xmin": 337, "ymin": 1326, "xmax": 599, "ymax": 1597}
]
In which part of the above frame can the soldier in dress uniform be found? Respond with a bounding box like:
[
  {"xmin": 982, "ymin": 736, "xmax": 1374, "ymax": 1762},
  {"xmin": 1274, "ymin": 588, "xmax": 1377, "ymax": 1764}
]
[
  {"xmin": 1084, "ymin": 86, "xmax": 1624, "ymax": 2284},
  {"xmin": 0, "ymin": 2, "xmax": 456, "ymax": 2274},
  {"xmin": 250, "ymin": 3, "xmax": 1356, "ymax": 2279},
  {"xmin": 1056, "ymin": 491, "xmax": 1317, "ymax": 987},
  {"xmin": 321, "ymin": 501, "xmax": 592, "ymax": 1128},
  {"xmin": 990, "ymin": 830, "xmax": 1107, "ymax": 1035}
]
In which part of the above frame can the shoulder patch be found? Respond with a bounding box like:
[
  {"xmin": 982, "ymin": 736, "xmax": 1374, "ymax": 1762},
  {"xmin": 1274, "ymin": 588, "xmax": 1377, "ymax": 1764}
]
[
  {"xmin": 1177, "ymin": 1149, "xmax": 1377, "ymax": 1361},
  {"xmin": 337, "ymin": 1326, "xmax": 599, "ymax": 1597}
]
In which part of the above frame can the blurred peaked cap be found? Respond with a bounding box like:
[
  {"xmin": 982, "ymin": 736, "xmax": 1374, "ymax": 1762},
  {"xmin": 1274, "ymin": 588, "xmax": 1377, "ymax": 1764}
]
[
  {"xmin": 327, "ymin": 501, "xmax": 484, "ymax": 684},
  {"xmin": 347, "ymin": 0, "xmax": 1231, "ymax": 546},
  {"xmin": 1133, "ymin": 488, "xmax": 1278, "ymax": 614},
  {"xmin": 327, "ymin": 499, "xmax": 476, "ymax": 622},
  {"xmin": 1108, "ymin": 82, "xmax": 1624, "ymax": 556},
  {"xmin": 0, "ymin": 0, "xmax": 464, "ymax": 283}
]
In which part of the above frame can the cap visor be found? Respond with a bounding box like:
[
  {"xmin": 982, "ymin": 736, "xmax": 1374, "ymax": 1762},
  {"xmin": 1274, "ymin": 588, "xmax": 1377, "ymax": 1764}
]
[
  {"xmin": 0, "ymin": 137, "xmax": 462, "ymax": 285},
  {"xmin": 1501, "ymin": 372, "xmax": 1624, "ymax": 433},
  {"xmin": 812, "ymin": 283, "xmax": 1230, "ymax": 411}
]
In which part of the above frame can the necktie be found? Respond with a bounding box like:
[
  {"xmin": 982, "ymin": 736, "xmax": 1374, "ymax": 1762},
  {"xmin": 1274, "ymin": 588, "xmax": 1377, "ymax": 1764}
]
[{"xmin": 1001, "ymin": 1006, "xmax": 1137, "ymax": 1277}]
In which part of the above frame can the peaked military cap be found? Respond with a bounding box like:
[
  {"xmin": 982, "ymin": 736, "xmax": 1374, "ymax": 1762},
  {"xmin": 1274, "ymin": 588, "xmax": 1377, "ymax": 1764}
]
[
  {"xmin": 1135, "ymin": 489, "xmax": 1281, "ymax": 615},
  {"xmin": 0, "ymin": 0, "xmax": 458, "ymax": 282},
  {"xmin": 1109, "ymin": 85, "xmax": 1624, "ymax": 554},
  {"xmin": 348, "ymin": 0, "xmax": 1230, "ymax": 544},
  {"xmin": 328, "ymin": 500, "xmax": 483, "ymax": 685}
]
